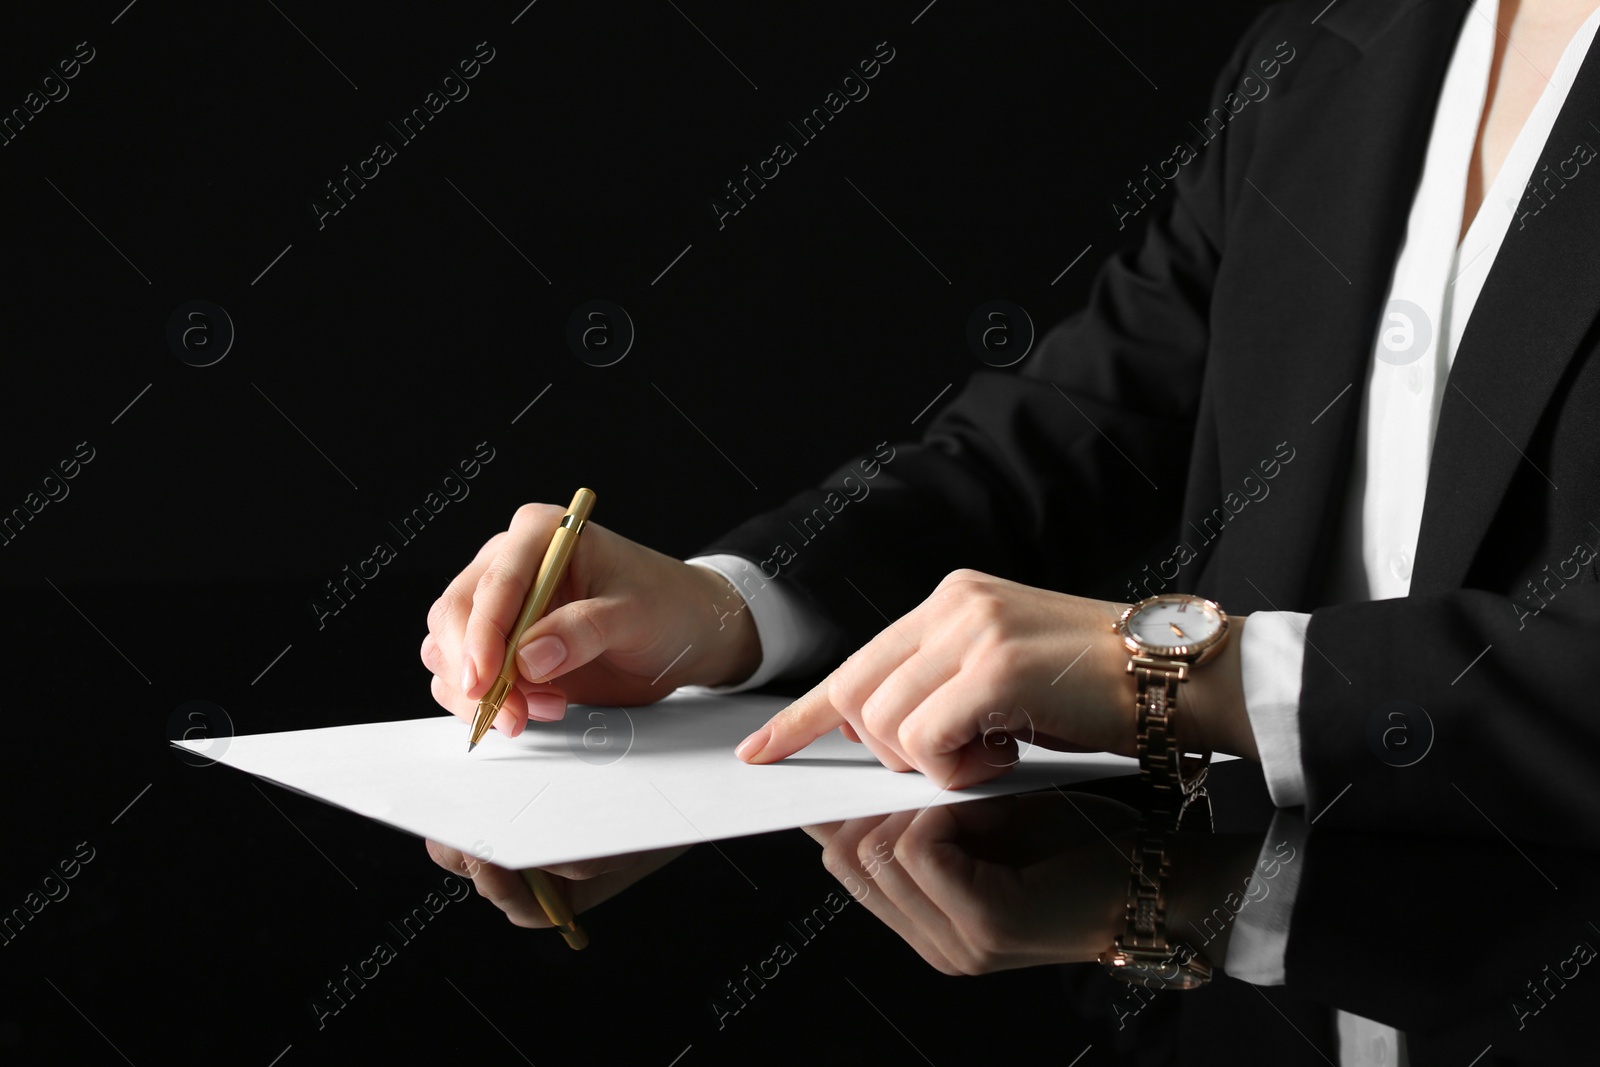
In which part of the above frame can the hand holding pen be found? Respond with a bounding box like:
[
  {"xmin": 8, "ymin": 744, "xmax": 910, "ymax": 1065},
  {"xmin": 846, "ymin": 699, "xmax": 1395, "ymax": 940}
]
[
  {"xmin": 421, "ymin": 501, "xmax": 765, "ymax": 735},
  {"xmin": 418, "ymin": 490, "xmax": 771, "ymax": 941}
]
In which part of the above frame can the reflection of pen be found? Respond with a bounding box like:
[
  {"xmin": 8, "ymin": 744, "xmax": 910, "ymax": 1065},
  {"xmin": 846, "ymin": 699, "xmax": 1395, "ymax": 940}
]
[
  {"xmin": 468, "ymin": 487, "xmax": 596, "ymax": 951},
  {"xmin": 522, "ymin": 868, "xmax": 588, "ymax": 950}
]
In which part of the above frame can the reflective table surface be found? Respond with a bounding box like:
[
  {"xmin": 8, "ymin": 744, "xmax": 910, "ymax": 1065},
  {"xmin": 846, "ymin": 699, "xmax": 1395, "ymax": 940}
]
[{"xmin": 4, "ymin": 581, "xmax": 1591, "ymax": 1067}]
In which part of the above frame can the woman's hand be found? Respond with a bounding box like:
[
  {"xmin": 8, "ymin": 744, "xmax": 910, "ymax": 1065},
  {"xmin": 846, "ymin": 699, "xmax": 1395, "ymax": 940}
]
[
  {"xmin": 737, "ymin": 569, "xmax": 1254, "ymax": 788},
  {"xmin": 424, "ymin": 839, "xmax": 691, "ymax": 928},
  {"xmin": 420, "ymin": 503, "xmax": 762, "ymax": 736},
  {"xmin": 805, "ymin": 792, "xmax": 1266, "ymax": 975},
  {"xmin": 804, "ymin": 793, "xmax": 1141, "ymax": 974}
]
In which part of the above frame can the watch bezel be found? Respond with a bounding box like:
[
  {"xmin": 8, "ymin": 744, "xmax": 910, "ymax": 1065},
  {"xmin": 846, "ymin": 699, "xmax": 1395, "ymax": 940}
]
[{"xmin": 1116, "ymin": 594, "xmax": 1230, "ymax": 663}]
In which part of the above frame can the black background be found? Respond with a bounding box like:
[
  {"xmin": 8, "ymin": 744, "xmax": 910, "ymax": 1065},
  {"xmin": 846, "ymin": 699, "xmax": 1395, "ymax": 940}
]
[{"xmin": 0, "ymin": 2, "xmax": 1277, "ymax": 1064}]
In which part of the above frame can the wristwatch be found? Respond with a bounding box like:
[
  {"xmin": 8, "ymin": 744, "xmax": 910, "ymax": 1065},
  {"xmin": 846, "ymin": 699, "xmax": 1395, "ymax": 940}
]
[
  {"xmin": 1114, "ymin": 593, "xmax": 1230, "ymax": 824},
  {"xmin": 1099, "ymin": 818, "xmax": 1212, "ymax": 989}
]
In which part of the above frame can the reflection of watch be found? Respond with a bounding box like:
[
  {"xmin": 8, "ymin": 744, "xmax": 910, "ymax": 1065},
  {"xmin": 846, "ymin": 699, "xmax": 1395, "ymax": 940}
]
[
  {"xmin": 1114, "ymin": 594, "xmax": 1230, "ymax": 823},
  {"xmin": 1100, "ymin": 820, "xmax": 1212, "ymax": 989}
]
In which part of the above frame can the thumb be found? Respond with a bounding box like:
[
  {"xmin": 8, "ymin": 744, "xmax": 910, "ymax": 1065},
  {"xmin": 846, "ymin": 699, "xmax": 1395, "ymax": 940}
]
[
  {"xmin": 736, "ymin": 674, "xmax": 847, "ymax": 764},
  {"xmin": 514, "ymin": 597, "xmax": 625, "ymax": 684}
]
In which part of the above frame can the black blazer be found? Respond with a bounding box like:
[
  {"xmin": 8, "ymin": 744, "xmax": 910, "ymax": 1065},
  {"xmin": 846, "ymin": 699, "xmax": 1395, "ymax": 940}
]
[
  {"xmin": 1278, "ymin": 827, "xmax": 1600, "ymax": 1066},
  {"xmin": 698, "ymin": 0, "xmax": 1600, "ymax": 847},
  {"xmin": 1159, "ymin": 822, "xmax": 1600, "ymax": 1067}
]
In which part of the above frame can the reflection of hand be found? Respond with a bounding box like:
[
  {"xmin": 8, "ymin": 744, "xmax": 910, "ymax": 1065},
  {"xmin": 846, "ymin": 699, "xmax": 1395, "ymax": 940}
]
[
  {"xmin": 424, "ymin": 839, "xmax": 690, "ymax": 928},
  {"xmin": 805, "ymin": 792, "xmax": 1267, "ymax": 977},
  {"xmin": 419, "ymin": 503, "xmax": 762, "ymax": 737},
  {"xmin": 804, "ymin": 792, "xmax": 1141, "ymax": 974},
  {"xmin": 739, "ymin": 570, "xmax": 1257, "ymax": 788}
]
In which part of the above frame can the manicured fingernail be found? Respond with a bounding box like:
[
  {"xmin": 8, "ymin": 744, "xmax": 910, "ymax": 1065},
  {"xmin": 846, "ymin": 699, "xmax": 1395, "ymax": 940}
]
[
  {"xmin": 461, "ymin": 659, "xmax": 477, "ymax": 696},
  {"xmin": 526, "ymin": 693, "xmax": 567, "ymax": 721},
  {"xmin": 518, "ymin": 635, "xmax": 567, "ymax": 681},
  {"xmin": 736, "ymin": 726, "xmax": 770, "ymax": 762}
]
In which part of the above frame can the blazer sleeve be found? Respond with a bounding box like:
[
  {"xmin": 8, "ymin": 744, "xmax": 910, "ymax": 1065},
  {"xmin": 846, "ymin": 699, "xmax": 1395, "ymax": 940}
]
[
  {"xmin": 1298, "ymin": 588, "xmax": 1600, "ymax": 846},
  {"xmin": 692, "ymin": 14, "xmax": 1279, "ymax": 661}
]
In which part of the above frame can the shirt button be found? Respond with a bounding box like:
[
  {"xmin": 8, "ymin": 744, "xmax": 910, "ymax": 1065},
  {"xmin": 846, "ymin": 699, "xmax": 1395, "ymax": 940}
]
[
  {"xmin": 1406, "ymin": 365, "xmax": 1423, "ymax": 394},
  {"xmin": 1390, "ymin": 551, "xmax": 1412, "ymax": 581}
]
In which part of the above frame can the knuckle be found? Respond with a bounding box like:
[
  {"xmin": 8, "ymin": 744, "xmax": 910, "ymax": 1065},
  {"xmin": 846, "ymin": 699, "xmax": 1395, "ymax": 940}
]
[
  {"xmin": 897, "ymin": 719, "xmax": 937, "ymax": 763},
  {"xmin": 856, "ymin": 831, "xmax": 892, "ymax": 870},
  {"xmin": 512, "ymin": 502, "xmax": 563, "ymax": 530},
  {"xmin": 938, "ymin": 568, "xmax": 982, "ymax": 590},
  {"xmin": 426, "ymin": 595, "xmax": 448, "ymax": 633},
  {"xmin": 965, "ymin": 590, "xmax": 1007, "ymax": 626},
  {"xmin": 565, "ymin": 599, "xmax": 608, "ymax": 651},
  {"xmin": 475, "ymin": 559, "xmax": 522, "ymax": 601},
  {"xmin": 430, "ymin": 589, "xmax": 469, "ymax": 636},
  {"xmin": 858, "ymin": 694, "xmax": 894, "ymax": 739},
  {"xmin": 829, "ymin": 664, "xmax": 869, "ymax": 715}
]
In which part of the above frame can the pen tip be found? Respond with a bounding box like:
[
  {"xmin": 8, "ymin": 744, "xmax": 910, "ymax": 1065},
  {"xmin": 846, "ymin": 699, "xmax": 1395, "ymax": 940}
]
[{"xmin": 467, "ymin": 741, "xmax": 477, "ymax": 753}]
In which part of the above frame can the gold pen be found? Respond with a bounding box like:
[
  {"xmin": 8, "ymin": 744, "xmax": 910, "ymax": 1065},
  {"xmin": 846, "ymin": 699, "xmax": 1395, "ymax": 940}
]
[
  {"xmin": 469, "ymin": 487, "xmax": 596, "ymax": 749},
  {"xmin": 468, "ymin": 486, "xmax": 596, "ymax": 951}
]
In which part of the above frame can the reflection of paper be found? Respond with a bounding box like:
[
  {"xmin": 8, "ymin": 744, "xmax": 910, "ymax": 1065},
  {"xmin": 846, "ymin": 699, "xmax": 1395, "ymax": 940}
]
[{"xmin": 176, "ymin": 692, "xmax": 1229, "ymax": 869}]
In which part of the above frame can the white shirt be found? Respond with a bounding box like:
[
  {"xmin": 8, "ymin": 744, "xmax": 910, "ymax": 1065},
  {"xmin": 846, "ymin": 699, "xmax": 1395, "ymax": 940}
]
[
  {"xmin": 684, "ymin": 3, "xmax": 1600, "ymax": 1062},
  {"xmin": 1243, "ymin": 0, "xmax": 1600, "ymax": 812}
]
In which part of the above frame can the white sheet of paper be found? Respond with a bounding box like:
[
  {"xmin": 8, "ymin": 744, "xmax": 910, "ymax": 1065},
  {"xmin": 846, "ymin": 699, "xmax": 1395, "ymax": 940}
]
[{"xmin": 177, "ymin": 692, "xmax": 1229, "ymax": 869}]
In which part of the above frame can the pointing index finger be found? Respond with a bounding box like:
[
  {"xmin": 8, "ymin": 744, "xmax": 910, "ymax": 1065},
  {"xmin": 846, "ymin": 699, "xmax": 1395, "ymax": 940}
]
[{"xmin": 736, "ymin": 674, "xmax": 846, "ymax": 764}]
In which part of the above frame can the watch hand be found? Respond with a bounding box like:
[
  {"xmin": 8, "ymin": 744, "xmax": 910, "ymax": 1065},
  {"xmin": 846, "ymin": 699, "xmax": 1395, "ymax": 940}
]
[{"xmin": 1169, "ymin": 623, "xmax": 1187, "ymax": 638}]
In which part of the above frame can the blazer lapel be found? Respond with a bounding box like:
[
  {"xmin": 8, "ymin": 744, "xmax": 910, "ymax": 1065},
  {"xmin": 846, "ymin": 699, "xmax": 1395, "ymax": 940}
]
[
  {"xmin": 1199, "ymin": 0, "xmax": 1468, "ymax": 611},
  {"xmin": 1411, "ymin": 33, "xmax": 1600, "ymax": 593}
]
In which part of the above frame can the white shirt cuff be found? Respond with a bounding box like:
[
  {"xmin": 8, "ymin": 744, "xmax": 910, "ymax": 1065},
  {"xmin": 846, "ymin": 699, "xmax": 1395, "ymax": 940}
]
[
  {"xmin": 1221, "ymin": 808, "xmax": 1309, "ymax": 985},
  {"xmin": 1238, "ymin": 611, "xmax": 1311, "ymax": 808},
  {"xmin": 679, "ymin": 554, "xmax": 838, "ymax": 694}
]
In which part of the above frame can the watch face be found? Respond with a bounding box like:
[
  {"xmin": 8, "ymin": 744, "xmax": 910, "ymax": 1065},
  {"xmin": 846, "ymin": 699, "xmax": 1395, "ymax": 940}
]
[{"xmin": 1119, "ymin": 595, "xmax": 1227, "ymax": 658}]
